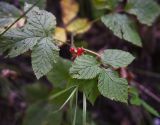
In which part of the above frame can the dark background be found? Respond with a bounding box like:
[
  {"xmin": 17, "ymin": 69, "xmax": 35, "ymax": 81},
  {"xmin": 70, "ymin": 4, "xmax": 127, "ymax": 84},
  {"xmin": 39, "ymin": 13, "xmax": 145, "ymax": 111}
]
[{"xmin": 0, "ymin": 0, "xmax": 160, "ymax": 125}]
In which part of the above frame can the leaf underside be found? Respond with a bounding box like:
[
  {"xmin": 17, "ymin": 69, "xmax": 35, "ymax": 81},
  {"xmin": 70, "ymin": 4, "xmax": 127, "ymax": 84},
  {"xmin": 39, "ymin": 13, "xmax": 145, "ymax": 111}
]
[
  {"xmin": 101, "ymin": 13, "xmax": 142, "ymax": 46},
  {"xmin": 125, "ymin": 0, "xmax": 160, "ymax": 26}
]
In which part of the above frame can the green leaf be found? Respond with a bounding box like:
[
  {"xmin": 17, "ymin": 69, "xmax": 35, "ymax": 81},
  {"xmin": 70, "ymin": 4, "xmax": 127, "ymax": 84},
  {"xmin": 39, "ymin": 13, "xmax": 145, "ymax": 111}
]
[
  {"xmin": 93, "ymin": 0, "xmax": 119, "ymax": 10},
  {"xmin": 24, "ymin": 82, "xmax": 49, "ymax": 103},
  {"xmin": 101, "ymin": 13, "xmax": 142, "ymax": 46},
  {"xmin": 107, "ymin": 0, "xmax": 119, "ymax": 10},
  {"xmin": 0, "ymin": 38, "xmax": 14, "ymax": 53},
  {"xmin": 67, "ymin": 78, "xmax": 99, "ymax": 105},
  {"xmin": 141, "ymin": 100, "xmax": 160, "ymax": 117},
  {"xmin": 130, "ymin": 96, "xmax": 141, "ymax": 106},
  {"xmin": 101, "ymin": 49, "xmax": 135, "ymax": 68},
  {"xmin": 70, "ymin": 55, "xmax": 101, "ymax": 79},
  {"xmin": 129, "ymin": 86, "xmax": 141, "ymax": 105},
  {"xmin": 23, "ymin": 0, "xmax": 46, "ymax": 9},
  {"xmin": 47, "ymin": 58, "xmax": 72, "ymax": 88},
  {"xmin": 24, "ymin": 3, "xmax": 56, "ymax": 35},
  {"xmin": 49, "ymin": 87, "xmax": 74, "ymax": 106},
  {"xmin": 0, "ymin": 2, "xmax": 21, "ymax": 33},
  {"xmin": 32, "ymin": 37, "xmax": 59, "ymax": 79},
  {"xmin": 0, "ymin": 2, "xmax": 20, "ymax": 17},
  {"xmin": 80, "ymin": 79, "xmax": 100, "ymax": 105},
  {"xmin": 23, "ymin": 102, "xmax": 62, "ymax": 125},
  {"xmin": 129, "ymin": 86, "xmax": 159, "ymax": 116},
  {"xmin": 125, "ymin": 0, "xmax": 160, "ymax": 26},
  {"xmin": 0, "ymin": 17, "xmax": 15, "ymax": 27},
  {"xmin": 2, "ymin": 4, "xmax": 59, "ymax": 78},
  {"xmin": 98, "ymin": 68, "xmax": 128, "ymax": 103},
  {"xmin": 4, "ymin": 27, "xmax": 41, "ymax": 57},
  {"xmin": 129, "ymin": 86, "xmax": 139, "ymax": 97},
  {"xmin": 92, "ymin": 0, "xmax": 108, "ymax": 10}
]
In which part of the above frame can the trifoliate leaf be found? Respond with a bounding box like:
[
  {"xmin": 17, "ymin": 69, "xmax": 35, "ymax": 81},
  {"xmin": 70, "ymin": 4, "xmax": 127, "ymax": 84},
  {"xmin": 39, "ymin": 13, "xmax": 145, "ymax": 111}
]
[
  {"xmin": 101, "ymin": 13, "xmax": 142, "ymax": 46},
  {"xmin": 47, "ymin": 58, "xmax": 72, "ymax": 88},
  {"xmin": 2, "ymin": 4, "xmax": 59, "ymax": 79},
  {"xmin": 101, "ymin": 49, "xmax": 135, "ymax": 68},
  {"xmin": 70, "ymin": 55, "xmax": 101, "ymax": 79},
  {"xmin": 98, "ymin": 68, "xmax": 128, "ymax": 103},
  {"xmin": 125, "ymin": 0, "xmax": 160, "ymax": 26},
  {"xmin": 32, "ymin": 37, "xmax": 59, "ymax": 79}
]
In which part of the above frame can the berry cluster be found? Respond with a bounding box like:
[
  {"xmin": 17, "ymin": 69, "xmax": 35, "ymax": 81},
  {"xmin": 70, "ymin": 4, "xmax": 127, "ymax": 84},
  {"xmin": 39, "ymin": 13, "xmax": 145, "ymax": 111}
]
[{"xmin": 70, "ymin": 47, "xmax": 85, "ymax": 58}]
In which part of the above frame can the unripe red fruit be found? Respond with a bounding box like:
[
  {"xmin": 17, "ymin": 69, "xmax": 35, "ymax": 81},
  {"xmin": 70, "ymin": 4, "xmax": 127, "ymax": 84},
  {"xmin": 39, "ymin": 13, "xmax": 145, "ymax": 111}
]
[
  {"xmin": 70, "ymin": 47, "xmax": 76, "ymax": 53},
  {"xmin": 77, "ymin": 47, "xmax": 85, "ymax": 56},
  {"xmin": 70, "ymin": 47, "xmax": 85, "ymax": 59}
]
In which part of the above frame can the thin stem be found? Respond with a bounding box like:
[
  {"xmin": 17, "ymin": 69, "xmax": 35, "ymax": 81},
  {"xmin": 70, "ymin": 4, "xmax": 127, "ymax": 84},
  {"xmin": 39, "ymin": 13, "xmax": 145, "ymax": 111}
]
[
  {"xmin": 83, "ymin": 93, "xmax": 87, "ymax": 125},
  {"xmin": 71, "ymin": 33, "xmax": 75, "ymax": 47},
  {"xmin": 59, "ymin": 87, "xmax": 77, "ymax": 110},
  {"xmin": 72, "ymin": 89, "xmax": 78, "ymax": 125},
  {"xmin": 49, "ymin": 85, "xmax": 76, "ymax": 100},
  {"xmin": 0, "ymin": 0, "xmax": 40, "ymax": 36},
  {"xmin": 83, "ymin": 48, "xmax": 101, "ymax": 58},
  {"xmin": 90, "ymin": 17, "xmax": 101, "ymax": 25},
  {"xmin": 55, "ymin": 38, "xmax": 101, "ymax": 58},
  {"xmin": 51, "ymin": 87, "xmax": 78, "ymax": 114}
]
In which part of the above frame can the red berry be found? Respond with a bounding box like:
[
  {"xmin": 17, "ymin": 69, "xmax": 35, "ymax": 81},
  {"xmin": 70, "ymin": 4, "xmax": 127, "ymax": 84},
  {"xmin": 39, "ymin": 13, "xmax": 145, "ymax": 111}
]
[
  {"xmin": 70, "ymin": 47, "xmax": 76, "ymax": 53},
  {"xmin": 77, "ymin": 47, "xmax": 85, "ymax": 56}
]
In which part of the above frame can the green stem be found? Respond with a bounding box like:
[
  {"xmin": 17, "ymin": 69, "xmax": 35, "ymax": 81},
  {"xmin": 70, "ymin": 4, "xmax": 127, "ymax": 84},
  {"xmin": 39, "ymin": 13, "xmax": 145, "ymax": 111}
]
[
  {"xmin": 59, "ymin": 87, "xmax": 77, "ymax": 110},
  {"xmin": 83, "ymin": 93, "xmax": 87, "ymax": 125},
  {"xmin": 0, "ymin": 0, "xmax": 40, "ymax": 36},
  {"xmin": 72, "ymin": 89, "xmax": 78, "ymax": 125}
]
